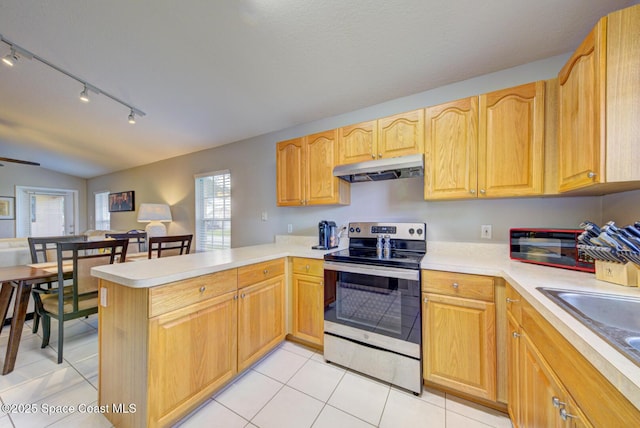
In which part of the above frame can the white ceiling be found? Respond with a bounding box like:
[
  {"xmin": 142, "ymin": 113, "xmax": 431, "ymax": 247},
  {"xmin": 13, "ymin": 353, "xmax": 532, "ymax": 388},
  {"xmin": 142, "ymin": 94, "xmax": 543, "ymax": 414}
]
[{"xmin": 0, "ymin": 0, "xmax": 637, "ymax": 178}]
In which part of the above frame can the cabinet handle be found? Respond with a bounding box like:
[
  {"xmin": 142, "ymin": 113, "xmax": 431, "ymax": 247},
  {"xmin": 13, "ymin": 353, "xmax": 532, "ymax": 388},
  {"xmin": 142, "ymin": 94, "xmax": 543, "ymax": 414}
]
[
  {"xmin": 199, "ymin": 286, "xmax": 206, "ymax": 293},
  {"xmin": 512, "ymin": 331, "xmax": 521, "ymax": 338},
  {"xmin": 551, "ymin": 397, "xmax": 566, "ymax": 408},
  {"xmin": 452, "ymin": 282, "xmax": 459, "ymax": 289},
  {"xmin": 479, "ymin": 189, "xmax": 486, "ymax": 194},
  {"xmin": 587, "ymin": 171, "xmax": 597, "ymax": 179},
  {"xmin": 559, "ymin": 408, "xmax": 577, "ymax": 421},
  {"xmin": 233, "ymin": 295, "xmax": 239, "ymax": 300},
  {"xmin": 506, "ymin": 298, "xmax": 520, "ymax": 303},
  {"xmin": 470, "ymin": 189, "xmax": 476, "ymax": 194},
  {"xmin": 300, "ymin": 200, "xmax": 304, "ymax": 204},
  {"xmin": 378, "ymin": 153, "xmax": 382, "ymax": 158},
  {"xmin": 241, "ymin": 293, "xmax": 246, "ymax": 298},
  {"xmin": 371, "ymin": 154, "xmax": 376, "ymax": 159},
  {"xmin": 423, "ymin": 297, "xmax": 428, "ymax": 303},
  {"xmin": 305, "ymin": 264, "xmax": 310, "ymax": 271},
  {"xmin": 263, "ymin": 269, "xmax": 269, "ymax": 275}
]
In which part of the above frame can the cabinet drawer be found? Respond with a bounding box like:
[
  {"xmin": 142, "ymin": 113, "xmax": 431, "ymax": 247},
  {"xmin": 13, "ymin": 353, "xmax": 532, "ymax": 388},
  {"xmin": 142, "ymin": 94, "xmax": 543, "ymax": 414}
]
[
  {"xmin": 149, "ymin": 269, "xmax": 238, "ymax": 317},
  {"xmin": 292, "ymin": 257, "xmax": 324, "ymax": 277},
  {"xmin": 238, "ymin": 258, "xmax": 285, "ymax": 288},
  {"xmin": 422, "ymin": 270, "xmax": 494, "ymax": 301}
]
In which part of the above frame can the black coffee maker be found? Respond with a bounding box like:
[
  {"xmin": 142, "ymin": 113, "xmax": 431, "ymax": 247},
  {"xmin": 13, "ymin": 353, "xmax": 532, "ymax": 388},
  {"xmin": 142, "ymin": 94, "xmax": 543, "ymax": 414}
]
[{"xmin": 313, "ymin": 220, "xmax": 338, "ymax": 250}]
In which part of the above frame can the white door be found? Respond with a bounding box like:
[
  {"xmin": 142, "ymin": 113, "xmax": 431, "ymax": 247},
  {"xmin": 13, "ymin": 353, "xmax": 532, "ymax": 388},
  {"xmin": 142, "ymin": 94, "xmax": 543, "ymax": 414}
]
[{"xmin": 15, "ymin": 186, "xmax": 79, "ymax": 237}]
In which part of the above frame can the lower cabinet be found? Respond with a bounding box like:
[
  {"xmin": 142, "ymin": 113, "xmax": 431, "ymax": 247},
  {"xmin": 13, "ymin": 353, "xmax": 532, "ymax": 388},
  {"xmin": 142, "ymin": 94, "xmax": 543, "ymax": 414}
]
[
  {"xmin": 148, "ymin": 291, "xmax": 238, "ymax": 426},
  {"xmin": 506, "ymin": 283, "xmax": 639, "ymax": 427},
  {"xmin": 237, "ymin": 275, "xmax": 286, "ymax": 371},
  {"xmin": 422, "ymin": 270, "xmax": 497, "ymax": 402},
  {"xmin": 99, "ymin": 258, "xmax": 286, "ymax": 428},
  {"xmin": 291, "ymin": 257, "xmax": 324, "ymax": 346}
]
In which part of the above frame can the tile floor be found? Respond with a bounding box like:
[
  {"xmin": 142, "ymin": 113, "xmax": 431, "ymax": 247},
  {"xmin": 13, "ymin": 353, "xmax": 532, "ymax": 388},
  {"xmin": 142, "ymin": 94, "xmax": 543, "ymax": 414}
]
[{"xmin": 0, "ymin": 316, "xmax": 513, "ymax": 428}]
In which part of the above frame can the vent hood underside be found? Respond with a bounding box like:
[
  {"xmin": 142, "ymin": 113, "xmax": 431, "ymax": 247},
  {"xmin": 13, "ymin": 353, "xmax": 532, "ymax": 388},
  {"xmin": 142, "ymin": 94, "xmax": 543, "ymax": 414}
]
[{"xmin": 333, "ymin": 153, "xmax": 424, "ymax": 183}]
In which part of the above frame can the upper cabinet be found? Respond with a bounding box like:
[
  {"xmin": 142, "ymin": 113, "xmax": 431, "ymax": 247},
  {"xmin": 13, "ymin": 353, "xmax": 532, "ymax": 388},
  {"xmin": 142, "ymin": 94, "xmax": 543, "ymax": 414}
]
[
  {"xmin": 337, "ymin": 110, "xmax": 424, "ymax": 166},
  {"xmin": 424, "ymin": 81, "xmax": 545, "ymax": 200},
  {"xmin": 276, "ymin": 131, "xmax": 350, "ymax": 206},
  {"xmin": 558, "ymin": 4, "xmax": 640, "ymax": 192}
]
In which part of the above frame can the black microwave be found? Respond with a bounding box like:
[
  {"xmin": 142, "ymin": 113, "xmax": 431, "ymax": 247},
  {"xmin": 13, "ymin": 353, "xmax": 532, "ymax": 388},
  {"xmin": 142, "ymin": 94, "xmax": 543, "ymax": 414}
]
[{"xmin": 510, "ymin": 228, "xmax": 595, "ymax": 273}]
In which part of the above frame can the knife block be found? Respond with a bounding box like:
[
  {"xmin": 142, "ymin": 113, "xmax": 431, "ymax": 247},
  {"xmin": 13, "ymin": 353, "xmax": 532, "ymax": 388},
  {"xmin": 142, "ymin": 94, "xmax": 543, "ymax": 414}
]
[{"xmin": 595, "ymin": 260, "xmax": 639, "ymax": 287}]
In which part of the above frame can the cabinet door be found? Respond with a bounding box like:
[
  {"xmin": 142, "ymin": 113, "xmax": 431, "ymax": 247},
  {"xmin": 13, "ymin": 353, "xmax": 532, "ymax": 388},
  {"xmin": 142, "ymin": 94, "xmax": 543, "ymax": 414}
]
[
  {"xmin": 424, "ymin": 97, "xmax": 478, "ymax": 200},
  {"xmin": 148, "ymin": 292, "xmax": 237, "ymax": 426},
  {"xmin": 423, "ymin": 293, "xmax": 496, "ymax": 400},
  {"xmin": 237, "ymin": 276, "xmax": 285, "ymax": 371},
  {"xmin": 507, "ymin": 312, "xmax": 522, "ymax": 427},
  {"xmin": 276, "ymin": 138, "xmax": 305, "ymax": 206},
  {"xmin": 377, "ymin": 109, "xmax": 425, "ymax": 158},
  {"xmin": 479, "ymin": 81, "xmax": 545, "ymax": 197},
  {"xmin": 305, "ymin": 130, "xmax": 340, "ymax": 205},
  {"xmin": 292, "ymin": 273, "xmax": 324, "ymax": 346},
  {"xmin": 557, "ymin": 20, "xmax": 606, "ymax": 192},
  {"xmin": 338, "ymin": 120, "xmax": 377, "ymax": 165}
]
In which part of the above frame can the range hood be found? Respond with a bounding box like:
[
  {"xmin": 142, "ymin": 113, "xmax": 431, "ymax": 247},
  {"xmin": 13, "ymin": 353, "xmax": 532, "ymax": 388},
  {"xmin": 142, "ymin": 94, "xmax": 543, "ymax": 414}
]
[{"xmin": 333, "ymin": 153, "xmax": 424, "ymax": 183}]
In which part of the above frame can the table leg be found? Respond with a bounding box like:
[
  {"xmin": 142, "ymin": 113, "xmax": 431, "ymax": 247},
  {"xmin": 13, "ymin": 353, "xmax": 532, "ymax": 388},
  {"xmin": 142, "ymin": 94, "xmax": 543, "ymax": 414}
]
[
  {"xmin": 3, "ymin": 280, "xmax": 32, "ymax": 375},
  {"xmin": 0, "ymin": 282, "xmax": 15, "ymax": 335}
]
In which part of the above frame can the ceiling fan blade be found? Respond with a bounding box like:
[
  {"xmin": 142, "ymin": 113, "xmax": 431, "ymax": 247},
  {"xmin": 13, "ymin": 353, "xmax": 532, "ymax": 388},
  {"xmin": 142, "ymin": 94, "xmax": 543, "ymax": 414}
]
[{"xmin": 0, "ymin": 157, "xmax": 40, "ymax": 166}]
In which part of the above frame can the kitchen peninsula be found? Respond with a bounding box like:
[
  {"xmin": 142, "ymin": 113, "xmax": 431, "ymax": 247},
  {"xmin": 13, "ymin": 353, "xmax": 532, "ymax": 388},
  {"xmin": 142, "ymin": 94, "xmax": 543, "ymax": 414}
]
[{"xmin": 92, "ymin": 240, "xmax": 640, "ymax": 428}]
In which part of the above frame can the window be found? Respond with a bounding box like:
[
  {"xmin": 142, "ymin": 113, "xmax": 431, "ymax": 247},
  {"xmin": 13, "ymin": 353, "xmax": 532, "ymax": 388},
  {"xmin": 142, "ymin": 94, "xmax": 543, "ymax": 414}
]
[
  {"xmin": 195, "ymin": 170, "xmax": 231, "ymax": 251},
  {"xmin": 95, "ymin": 191, "xmax": 111, "ymax": 230}
]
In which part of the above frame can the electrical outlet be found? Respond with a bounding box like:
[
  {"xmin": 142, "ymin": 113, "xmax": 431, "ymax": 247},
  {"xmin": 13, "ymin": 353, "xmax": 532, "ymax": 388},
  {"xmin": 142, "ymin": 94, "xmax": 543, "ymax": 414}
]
[
  {"xmin": 481, "ymin": 225, "xmax": 492, "ymax": 239},
  {"xmin": 261, "ymin": 211, "xmax": 268, "ymax": 222},
  {"xmin": 287, "ymin": 224, "xmax": 293, "ymax": 233}
]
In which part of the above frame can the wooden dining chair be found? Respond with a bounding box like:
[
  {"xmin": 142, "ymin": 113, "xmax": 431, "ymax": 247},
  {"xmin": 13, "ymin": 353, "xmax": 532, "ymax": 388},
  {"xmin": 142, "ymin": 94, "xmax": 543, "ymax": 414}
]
[
  {"xmin": 27, "ymin": 235, "xmax": 88, "ymax": 333},
  {"xmin": 34, "ymin": 239, "xmax": 129, "ymax": 363},
  {"xmin": 147, "ymin": 234, "xmax": 193, "ymax": 258},
  {"xmin": 105, "ymin": 230, "xmax": 147, "ymax": 253}
]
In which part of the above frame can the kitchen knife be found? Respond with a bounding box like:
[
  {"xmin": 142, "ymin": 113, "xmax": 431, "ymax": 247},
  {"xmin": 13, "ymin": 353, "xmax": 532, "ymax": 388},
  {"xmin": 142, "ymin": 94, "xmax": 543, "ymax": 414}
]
[
  {"xmin": 580, "ymin": 221, "xmax": 602, "ymax": 235},
  {"xmin": 598, "ymin": 232, "xmax": 624, "ymax": 250}
]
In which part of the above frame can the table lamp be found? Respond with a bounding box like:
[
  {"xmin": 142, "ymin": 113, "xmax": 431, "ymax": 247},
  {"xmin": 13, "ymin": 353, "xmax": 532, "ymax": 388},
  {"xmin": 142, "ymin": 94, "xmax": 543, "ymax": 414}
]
[{"xmin": 137, "ymin": 203, "xmax": 172, "ymax": 237}]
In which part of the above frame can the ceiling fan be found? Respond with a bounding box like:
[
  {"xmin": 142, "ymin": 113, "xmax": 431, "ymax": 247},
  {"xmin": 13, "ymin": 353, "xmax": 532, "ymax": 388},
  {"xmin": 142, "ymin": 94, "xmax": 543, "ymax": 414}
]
[{"xmin": 0, "ymin": 157, "xmax": 40, "ymax": 167}]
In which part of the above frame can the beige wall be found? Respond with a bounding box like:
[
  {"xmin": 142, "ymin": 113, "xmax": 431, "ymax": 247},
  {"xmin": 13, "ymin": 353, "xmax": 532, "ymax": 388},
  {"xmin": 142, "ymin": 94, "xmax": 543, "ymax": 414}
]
[
  {"xmin": 0, "ymin": 162, "xmax": 87, "ymax": 238},
  {"xmin": 86, "ymin": 53, "xmax": 630, "ymax": 248}
]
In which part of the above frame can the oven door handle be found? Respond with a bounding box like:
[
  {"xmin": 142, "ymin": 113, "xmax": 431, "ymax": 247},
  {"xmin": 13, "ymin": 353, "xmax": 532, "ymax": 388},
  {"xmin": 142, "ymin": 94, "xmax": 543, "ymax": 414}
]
[{"xmin": 323, "ymin": 261, "xmax": 419, "ymax": 281}]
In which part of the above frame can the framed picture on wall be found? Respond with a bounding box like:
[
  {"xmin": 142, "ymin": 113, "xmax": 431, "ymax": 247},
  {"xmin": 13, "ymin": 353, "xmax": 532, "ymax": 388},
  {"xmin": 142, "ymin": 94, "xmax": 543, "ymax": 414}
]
[
  {"xmin": 0, "ymin": 196, "xmax": 15, "ymax": 220},
  {"xmin": 108, "ymin": 191, "xmax": 135, "ymax": 212}
]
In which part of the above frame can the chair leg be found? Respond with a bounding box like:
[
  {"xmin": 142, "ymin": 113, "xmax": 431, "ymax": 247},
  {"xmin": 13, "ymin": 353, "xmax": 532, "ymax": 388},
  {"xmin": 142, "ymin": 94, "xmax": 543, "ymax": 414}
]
[
  {"xmin": 57, "ymin": 317, "xmax": 64, "ymax": 364},
  {"xmin": 41, "ymin": 314, "xmax": 51, "ymax": 348},
  {"xmin": 32, "ymin": 312, "xmax": 40, "ymax": 334}
]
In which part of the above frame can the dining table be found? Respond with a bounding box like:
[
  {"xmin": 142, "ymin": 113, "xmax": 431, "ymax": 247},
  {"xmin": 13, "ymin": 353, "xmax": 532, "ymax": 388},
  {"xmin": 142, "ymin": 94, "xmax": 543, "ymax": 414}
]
[{"xmin": 0, "ymin": 264, "xmax": 68, "ymax": 374}]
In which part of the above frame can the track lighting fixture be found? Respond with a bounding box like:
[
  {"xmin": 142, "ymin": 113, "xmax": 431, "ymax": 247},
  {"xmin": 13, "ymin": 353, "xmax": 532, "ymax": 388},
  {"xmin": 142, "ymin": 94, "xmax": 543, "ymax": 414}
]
[
  {"xmin": 2, "ymin": 47, "xmax": 17, "ymax": 67},
  {"xmin": 0, "ymin": 33, "xmax": 146, "ymax": 123},
  {"xmin": 79, "ymin": 85, "xmax": 90, "ymax": 103}
]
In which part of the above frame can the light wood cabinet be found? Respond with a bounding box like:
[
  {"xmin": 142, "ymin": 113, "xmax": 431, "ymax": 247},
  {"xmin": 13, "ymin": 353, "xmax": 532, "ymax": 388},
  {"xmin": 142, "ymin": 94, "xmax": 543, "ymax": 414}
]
[
  {"xmin": 291, "ymin": 258, "xmax": 324, "ymax": 346},
  {"xmin": 336, "ymin": 110, "xmax": 425, "ymax": 166},
  {"xmin": 422, "ymin": 270, "xmax": 497, "ymax": 401},
  {"xmin": 506, "ymin": 283, "xmax": 640, "ymax": 427},
  {"xmin": 148, "ymin": 291, "xmax": 237, "ymax": 426},
  {"xmin": 558, "ymin": 4, "xmax": 640, "ymax": 193},
  {"xmin": 276, "ymin": 131, "xmax": 350, "ymax": 206},
  {"xmin": 424, "ymin": 81, "xmax": 545, "ymax": 200},
  {"xmin": 424, "ymin": 97, "xmax": 478, "ymax": 199}
]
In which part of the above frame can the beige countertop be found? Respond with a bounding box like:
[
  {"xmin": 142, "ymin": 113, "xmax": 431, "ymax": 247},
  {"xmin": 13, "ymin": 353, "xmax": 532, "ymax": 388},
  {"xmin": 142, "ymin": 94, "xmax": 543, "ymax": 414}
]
[{"xmin": 91, "ymin": 238, "xmax": 640, "ymax": 410}]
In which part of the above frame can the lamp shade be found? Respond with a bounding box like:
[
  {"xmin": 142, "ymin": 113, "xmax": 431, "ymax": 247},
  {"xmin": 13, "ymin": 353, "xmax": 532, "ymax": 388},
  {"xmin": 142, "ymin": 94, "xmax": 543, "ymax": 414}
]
[{"xmin": 137, "ymin": 203, "xmax": 172, "ymax": 222}]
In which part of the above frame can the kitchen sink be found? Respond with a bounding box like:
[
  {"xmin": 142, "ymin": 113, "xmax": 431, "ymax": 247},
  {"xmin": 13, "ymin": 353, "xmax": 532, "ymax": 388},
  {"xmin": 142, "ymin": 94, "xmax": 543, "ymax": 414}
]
[{"xmin": 537, "ymin": 287, "xmax": 640, "ymax": 366}]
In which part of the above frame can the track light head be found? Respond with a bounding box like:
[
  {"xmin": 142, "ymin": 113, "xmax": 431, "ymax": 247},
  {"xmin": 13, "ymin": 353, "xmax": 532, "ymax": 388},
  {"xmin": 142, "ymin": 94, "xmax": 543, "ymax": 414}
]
[
  {"xmin": 2, "ymin": 47, "xmax": 18, "ymax": 67},
  {"xmin": 128, "ymin": 110, "xmax": 136, "ymax": 124},
  {"xmin": 79, "ymin": 85, "xmax": 90, "ymax": 103}
]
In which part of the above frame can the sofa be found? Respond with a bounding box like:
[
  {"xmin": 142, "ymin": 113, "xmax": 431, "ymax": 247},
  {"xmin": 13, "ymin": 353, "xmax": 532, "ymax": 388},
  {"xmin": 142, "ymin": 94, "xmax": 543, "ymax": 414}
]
[{"xmin": 0, "ymin": 238, "xmax": 31, "ymax": 268}]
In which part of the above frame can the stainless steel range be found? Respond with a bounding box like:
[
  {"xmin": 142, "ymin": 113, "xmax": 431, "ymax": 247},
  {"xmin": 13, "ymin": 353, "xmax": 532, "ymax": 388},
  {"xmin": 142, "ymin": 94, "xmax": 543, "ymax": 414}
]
[{"xmin": 323, "ymin": 222, "xmax": 426, "ymax": 394}]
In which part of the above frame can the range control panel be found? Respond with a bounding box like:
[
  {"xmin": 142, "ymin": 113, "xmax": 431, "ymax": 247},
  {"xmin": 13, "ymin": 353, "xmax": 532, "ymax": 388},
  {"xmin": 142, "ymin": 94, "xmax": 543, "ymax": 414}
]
[{"xmin": 348, "ymin": 222, "xmax": 426, "ymax": 241}]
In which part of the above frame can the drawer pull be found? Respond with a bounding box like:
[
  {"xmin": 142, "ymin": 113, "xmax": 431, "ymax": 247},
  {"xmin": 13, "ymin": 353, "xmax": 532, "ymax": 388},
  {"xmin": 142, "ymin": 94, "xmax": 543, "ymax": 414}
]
[
  {"xmin": 241, "ymin": 293, "xmax": 246, "ymax": 299},
  {"xmin": 559, "ymin": 408, "xmax": 577, "ymax": 421},
  {"xmin": 306, "ymin": 264, "xmax": 310, "ymax": 271},
  {"xmin": 263, "ymin": 269, "xmax": 269, "ymax": 275},
  {"xmin": 199, "ymin": 286, "xmax": 206, "ymax": 293},
  {"xmin": 233, "ymin": 295, "xmax": 239, "ymax": 300},
  {"xmin": 506, "ymin": 298, "xmax": 520, "ymax": 303},
  {"xmin": 512, "ymin": 331, "xmax": 521, "ymax": 338},
  {"xmin": 452, "ymin": 282, "xmax": 459, "ymax": 289},
  {"xmin": 552, "ymin": 397, "xmax": 566, "ymax": 408}
]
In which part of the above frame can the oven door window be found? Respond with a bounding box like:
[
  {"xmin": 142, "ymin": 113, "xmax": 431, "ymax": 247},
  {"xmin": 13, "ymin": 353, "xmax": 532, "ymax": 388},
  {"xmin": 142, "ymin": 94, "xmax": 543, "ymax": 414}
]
[{"xmin": 325, "ymin": 271, "xmax": 421, "ymax": 344}]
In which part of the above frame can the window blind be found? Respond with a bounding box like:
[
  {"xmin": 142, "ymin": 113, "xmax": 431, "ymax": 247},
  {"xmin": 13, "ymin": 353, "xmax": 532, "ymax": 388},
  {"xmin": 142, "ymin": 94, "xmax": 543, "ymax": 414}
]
[
  {"xmin": 195, "ymin": 170, "xmax": 231, "ymax": 251},
  {"xmin": 95, "ymin": 191, "xmax": 110, "ymax": 230}
]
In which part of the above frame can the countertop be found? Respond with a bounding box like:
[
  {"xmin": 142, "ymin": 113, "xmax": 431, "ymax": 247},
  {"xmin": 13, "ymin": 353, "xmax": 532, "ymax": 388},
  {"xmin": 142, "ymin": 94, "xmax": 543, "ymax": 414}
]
[{"xmin": 91, "ymin": 238, "xmax": 640, "ymax": 410}]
